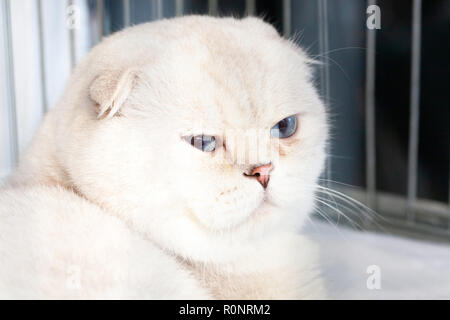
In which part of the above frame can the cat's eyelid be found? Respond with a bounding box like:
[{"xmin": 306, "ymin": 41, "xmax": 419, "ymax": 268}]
[
  {"xmin": 180, "ymin": 131, "xmax": 218, "ymax": 138},
  {"xmin": 271, "ymin": 113, "xmax": 300, "ymax": 128}
]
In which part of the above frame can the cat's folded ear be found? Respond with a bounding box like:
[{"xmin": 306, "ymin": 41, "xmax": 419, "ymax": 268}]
[{"xmin": 89, "ymin": 68, "xmax": 137, "ymax": 119}]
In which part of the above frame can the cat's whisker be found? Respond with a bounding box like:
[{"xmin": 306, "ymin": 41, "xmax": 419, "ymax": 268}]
[
  {"xmin": 312, "ymin": 46, "xmax": 368, "ymax": 58},
  {"xmin": 315, "ymin": 185, "xmax": 385, "ymax": 221},
  {"xmin": 317, "ymin": 178, "xmax": 358, "ymax": 188},
  {"xmin": 311, "ymin": 204, "xmax": 351, "ymax": 241},
  {"xmin": 281, "ymin": 177, "xmax": 390, "ymax": 233},
  {"xmin": 318, "ymin": 194, "xmax": 371, "ymax": 228},
  {"xmin": 312, "ymin": 204, "xmax": 337, "ymax": 228},
  {"xmin": 312, "ymin": 55, "xmax": 351, "ymax": 82},
  {"xmin": 314, "ymin": 187, "xmax": 392, "ymax": 235},
  {"xmin": 314, "ymin": 197, "xmax": 363, "ymax": 230},
  {"xmin": 316, "ymin": 190, "xmax": 376, "ymax": 224}
]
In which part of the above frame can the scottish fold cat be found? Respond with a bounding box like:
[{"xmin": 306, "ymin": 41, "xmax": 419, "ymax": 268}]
[{"xmin": 0, "ymin": 16, "xmax": 327, "ymax": 299}]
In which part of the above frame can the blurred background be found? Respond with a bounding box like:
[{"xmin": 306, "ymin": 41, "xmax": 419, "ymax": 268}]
[{"xmin": 1, "ymin": 0, "xmax": 449, "ymax": 242}]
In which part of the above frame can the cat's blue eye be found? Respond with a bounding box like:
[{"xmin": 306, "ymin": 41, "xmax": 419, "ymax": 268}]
[
  {"xmin": 184, "ymin": 135, "xmax": 216, "ymax": 152},
  {"xmin": 270, "ymin": 115, "xmax": 297, "ymax": 139}
]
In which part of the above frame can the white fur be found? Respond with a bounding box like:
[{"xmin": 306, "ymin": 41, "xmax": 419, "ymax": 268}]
[
  {"xmin": 0, "ymin": 186, "xmax": 210, "ymax": 299},
  {"xmin": 1, "ymin": 16, "xmax": 328, "ymax": 299}
]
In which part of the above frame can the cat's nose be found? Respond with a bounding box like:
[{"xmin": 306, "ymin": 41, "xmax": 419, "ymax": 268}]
[{"xmin": 245, "ymin": 163, "xmax": 273, "ymax": 189}]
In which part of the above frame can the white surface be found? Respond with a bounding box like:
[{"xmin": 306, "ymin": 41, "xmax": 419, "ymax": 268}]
[{"xmin": 304, "ymin": 221, "xmax": 450, "ymax": 299}]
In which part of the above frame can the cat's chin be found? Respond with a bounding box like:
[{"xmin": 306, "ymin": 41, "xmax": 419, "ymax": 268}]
[
  {"xmin": 137, "ymin": 190, "xmax": 307, "ymax": 265},
  {"xmin": 195, "ymin": 187, "xmax": 297, "ymax": 233},
  {"xmin": 215, "ymin": 196, "xmax": 285, "ymax": 233},
  {"xmin": 219, "ymin": 198, "xmax": 275, "ymax": 231}
]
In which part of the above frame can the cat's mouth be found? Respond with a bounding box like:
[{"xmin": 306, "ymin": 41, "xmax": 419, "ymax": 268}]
[
  {"xmin": 241, "ymin": 197, "xmax": 277, "ymax": 225},
  {"xmin": 261, "ymin": 187, "xmax": 277, "ymax": 204},
  {"xmin": 247, "ymin": 192, "xmax": 277, "ymax": 218}
]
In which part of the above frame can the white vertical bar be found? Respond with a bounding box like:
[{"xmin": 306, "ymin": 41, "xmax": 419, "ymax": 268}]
[
  {"xmin": 407, "ymin": 0, "xmax": 422, "ymax": 222},
  {"xmin": 208, "ymin": 0, "xmax": 218, "ymax": 16},
  {"xmin": 124, "ymin": 0, "xmax": 131, "ymax": 27},
  {"xmin": 10, "ymin": 0, "xmax": 46, "ymax": 156},
  {"xmin": 2, "ymin": 0, "xmax": 18, "ymax": 166},
  {"xmin": 365, "ymin": 0, "xmax": 377, "ymax": 212},
  {"xmin": 68, "ymin": 0, "xmax": 77, "ymax": 70},
  {"xmin": 175, "ymin": 0, "xmax": 184, "ymax": 16},
  {"xmin": 37, "ymin": 0, "xmax": 48, "ymax": 115},
  {"xmin": 245, "ymin": 0, "xmax": 256, "ymax": 16},
  {"xmin": 40, "ymin": 0, "xmax": 72, "ymax": 108},
  {"xmin": 73, "ymin": 0, "xmax": 92, "ymax": 60},
  {"xmin": 318, "ymin": 0, "xmax": 330, "ymax": 185},
  {"xmin": 0, "ymin": 1, "xmax": 11, "ymax": 178},
  {"xmin": 283, "ymin": 0, "xmax": 291, "ymax": 37}
]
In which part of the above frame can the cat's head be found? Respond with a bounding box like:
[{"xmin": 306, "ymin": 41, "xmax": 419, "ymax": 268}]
[{"xmin": 59, "ymin": 16, "xmax": 327, "ymax": 261}]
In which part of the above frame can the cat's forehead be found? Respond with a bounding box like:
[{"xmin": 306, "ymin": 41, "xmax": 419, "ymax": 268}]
[
  {"xmin": 124, "ymin": 17, "xmax": 316, "ymax": 132},
  {"xmin": 143, "ymin": 33, "xmax": 312, "ymax": 131}
]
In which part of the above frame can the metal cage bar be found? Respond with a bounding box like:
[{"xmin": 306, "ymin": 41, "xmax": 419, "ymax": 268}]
[
  {"xmin": 282, "ymin": 0, "xmax": 291, "ymax": 37},
  {"xmin": 37, "ymin": 0, "xmax": 48, "ymax": 115},
  {"xmin": 318, "ymin": 0, "xmax": 331, "ymax": 186},
  {"xmin": 2, "ymin": 0, "xmax": 19, "ymax": 166},
  {"xmin": 208, "ymin": 0, "xmax": 218, "ymax": 16},
  {"xmin": 245, "ymin": 0, "xmax": 256, "ymax": 16},
  {"xmin": 155, "ymin": 0, "xmax": 163, "ymax": 20},
  {"xmin": 123, "ymin": 0, "xmax": 131, "ymax": 27},
  {"xmin": 407, "ymin": 0, "xmax": 422, "ymax": 222},
  {"xmin": 175, "ymin": 0, "xmax": 184, "ymax": 16},
  {"xmin": 448, "ymin": 170, "xmax": 450, "ymax": 229},
  {"xmin": 68, "ymin": 0, "xmax": 76, "ymax": 70},
  {"xmin": 97, "ymin": 0, "xmax": 104, "ymax": 41},
  {"xmin": 365, "ymin": 0, "xmax": 377, "ymax": 213}
]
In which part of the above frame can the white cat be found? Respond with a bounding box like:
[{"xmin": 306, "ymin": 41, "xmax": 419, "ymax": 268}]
[{"xmin": 0, "ymin": 16, "xmax": 328, "ymax": 299}]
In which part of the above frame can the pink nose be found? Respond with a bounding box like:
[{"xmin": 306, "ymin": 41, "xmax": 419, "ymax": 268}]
[{"xmin": 250, "ymin": 163, "xmax": 273, "ymax": 189}]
